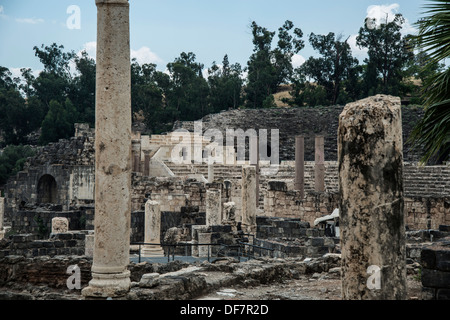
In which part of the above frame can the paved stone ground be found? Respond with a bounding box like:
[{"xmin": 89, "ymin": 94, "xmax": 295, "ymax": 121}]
[{"xmin": 196, "ymin": 274, "xmax": 423, "ymax": 301}]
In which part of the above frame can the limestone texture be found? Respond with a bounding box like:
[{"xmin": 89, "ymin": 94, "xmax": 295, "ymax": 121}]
[{"xmin": 338, "ymin": 95, "xmax": 406, "ymax": 300}]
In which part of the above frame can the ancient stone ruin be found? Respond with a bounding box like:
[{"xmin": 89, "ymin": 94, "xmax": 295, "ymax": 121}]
[{"xmin": 0, "ymin": 0, "xmax": 448, "ymax": 302}]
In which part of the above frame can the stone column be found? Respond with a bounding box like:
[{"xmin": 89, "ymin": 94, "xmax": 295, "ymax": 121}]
[
  {"xmin": 143, "ymin": 150, "xmax": 151, "ymax": 176},
  {"xmin": 0, "ymin": 197, "xmax": 4, "ymax": 231},
  {"xmin": 0, "ymin": 197, "xmax": 4, "ymax": 240},
  {"xmin": 208, "ymin": 164, "xmax": 215, "ymax": 183},
  {"xmin": 241, "ymin": 165, "xmax": 257, "ymax": 234},
  {"xmin": 338, "ymin": 95, "xmax": 406, "ymax": 300},
  {"xmin": 132, "ymin": 139, "xmax": 141, "ymax": 173},
  {"xmin": 85, "ymin": 232, "xmax": 95, "ymax": 258},
  {"xmin": 142, "ymin": 200, "xmax": 164, "ymax": 257},
  {"xmin": 315, "ymin": 136, "xmax": 325, "ymax": 192},
  {"xmin": 206, "ymin": 189, "xmax": 222, "ymax": 227},
  {"xmin": 198, "ymin": 232, "xmax": 211, "ymax": 258},
  {"xmin": 82, "ymin": 0, "xmax": 132, "ymax": 298},
  {"xmin": 295, "ymin": 136, "xmax": 305, "ymax": 198}
]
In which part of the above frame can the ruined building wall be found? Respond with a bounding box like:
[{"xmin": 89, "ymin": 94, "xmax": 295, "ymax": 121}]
[{"xmin": 173, "ymin": 106, "xmax": 426, "ymax": 162}]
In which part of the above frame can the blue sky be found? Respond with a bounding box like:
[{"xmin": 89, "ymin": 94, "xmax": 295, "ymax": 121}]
[{"xmin": 0, "ymin": 0, "xmax": 426, "ymax": 79}]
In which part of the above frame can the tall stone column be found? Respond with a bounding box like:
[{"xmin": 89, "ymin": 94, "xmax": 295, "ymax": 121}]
[
  {"xmin": 132, "ymin": 139, "xmax": 141, "ymax": 173},
  {"xmin": 208, "ymin": 164, "xmax": 215, "ymax": 183},
  {"xmin": 206, "ymin": 189, "xmax": 222, "ymax": 226},
  {"xmin": 315, "ymin": 136, "xmax": 325, "ymax": 192},
  {"xmin": 338, "ymin": 95, "xmax": 406, "ymax": 300},
  {"xmin": 82, "ymin": 0, "xmax": 132, "ymax": 298},
  {"xmin": 143, "ymin": 150, "xmax": 151, "ymax": 176},
  {"xmin": 0, "ymin": 197, "xmax": 4, "ymax": 240},
  {"xmin": 142, "ymin": 200, "xmax": 164, "ymax": 257},
  {"xmin": 295, "ymin": 136, "xmax": 305, "ymax": 198},
  {"xmin": 241, "ymin": 165, "xmax": 257, "ymax": 234}
]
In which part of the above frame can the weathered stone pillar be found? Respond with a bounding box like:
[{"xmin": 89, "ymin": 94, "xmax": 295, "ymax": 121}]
[
  {"xmin": 338, "ymin": 95, "xmax": 406, "ymax": 300},
  {"xmin": 0, "ymin": 197, "xmax": 4, "ymax": 231},
  {"xmin": 51, "ymin": 217, "xmax": 69, "ymax": 234},
  {"xmin": 206, "ymin": 189, "xmax": 222, "ymax": 226},
  {"xmin": 198, "ymin": 232, "xmax": 211, "ymax": 258},
  {"xmin": 208, "ymin": 164, "xmax": 214, "ymax": 183},
  {"xmin": 241, "ymin": 165, "xmax": 257, "ymax": 234},
  {"xmin": 82, "ymin": 0, "xmax": 132, "ymax": 298},
  {"xmin": 142, "ymin": 200, "xmax": 164, "ymax": 257},
  {"xmin": 132, "ymin": 139, "xmax": 141, "ymax": 173},
  {"xmin": 143, "ymin": 150, "xmax": 151, "ymax": 176},
  {"xmin": 295, "ymin": 136, "xmax": 305, "ymax": 198},
  {"xmin": 315, "ymin": 136, "xmax": 325, "ymax": 192},
  {"xmin": 85, "ymin": 232, "xmax": 95, "ymax": 258},
  {"xmin": 0, "ymin": 197, "xmax": 4, "ymax": 240}
]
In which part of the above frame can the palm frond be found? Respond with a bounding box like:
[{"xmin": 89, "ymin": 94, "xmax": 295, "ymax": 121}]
[{"xmin": 410, "ymin": 0, "xmax": 450, "ymax": 164}]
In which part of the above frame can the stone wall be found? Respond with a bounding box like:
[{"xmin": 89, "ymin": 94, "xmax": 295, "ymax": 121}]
[
  {"xmin": 173, "ymin": 106, "xmax": 426, "ymax": 162},
  {"xmin": 9, "ymin": 209, "xmax": 88, "ymax": 238},
  {"xmin": 420, "ymin": 238, "xmax": 450, "ymax": 300},
  {"xmin": 0, "ymin": 232, "xmax": 87, "ymax": 259}
]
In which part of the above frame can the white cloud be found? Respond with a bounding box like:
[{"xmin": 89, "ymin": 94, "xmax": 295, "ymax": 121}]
[
  {"xmin": 131, "ymin": 47, "xmax": 163, "ymax": 65},
  {"xmin": 9, "ymin": 67, "xmax": 42, "ymax": 84},
  {"xmin": 292, "ymin": 54, "xmax": 306, "ymax": 69},
  {"xmin": 348, "ymin": 34, "xmax": 368, "ymax": 61},
  {"xmin": 0, "ymin": 5, "xmax": 4, "ymax": 14},
  {"xmin": 80, "ymin": 41, "xmax": 97, "ymax": 60},
  {"xmin": 16, "ymin": 17, "xmax": 45, "ymax": 24},
  {"xmin": 366, "ymin": 4, "xmax": 417, "ymax": 35}
]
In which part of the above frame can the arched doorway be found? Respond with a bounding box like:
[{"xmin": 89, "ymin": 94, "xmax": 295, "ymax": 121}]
[{"xmin": 37, "ymin": 175, "xmax": 57, "ymax": 204}]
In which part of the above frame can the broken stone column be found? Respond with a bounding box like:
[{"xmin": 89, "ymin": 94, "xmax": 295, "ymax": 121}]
[
  {"xmin": 142, "ymin": 200, "xmax": 164, "ymax": 257},
  {"xmin": 206, "ymin": 189, "xmax": 222, "ymax": 227},
  {"xmin": 198, "ymin": 232, "xmax": 211, "ymax": 258},
  {"xmin": 85, "ymin": 232, "xmax": 95, "ymax": 258},
  {"xmin": 338, "ymin": 95, "xmax": 406, "ymax": 300},
  {"xmin": 192, "ymin": 225, "xmax": 207, "ymax": 257},
  {"xmin": 295, "ymin": 136, "xmax": 305, "ymax": 198},
  {"xmin": 132, "ymin": 139, "xmax": 141, "ymax": 173},
  {"xmin": 82, "ymin": 0, "xmax": 132, "ymax": 299},
  {"xmin": 51, "ymin": 217, "xmax": 69, "ymax": 234},
  {"xmin": 208, "ymin": 164, "xmax": 214, "ymax": 183},
  {"xmin": 143, "ymin": 150, "xmax": 151, "ymax": 176},
  {"xmin": 241, "ymin": 165, "xmax": 257, "ymax": 234},
  {"xmin": 0, "ymin": 197, "xmax": 4, "ymax": 240},
  {"xmin": 315, "ymin": 136, "xmax": 325, "ymax": 192}
]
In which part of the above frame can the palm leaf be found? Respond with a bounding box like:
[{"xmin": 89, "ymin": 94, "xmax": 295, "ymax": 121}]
[{"xmin": 410, "ymin": 0, "xmax": 450, "ymax": 164}]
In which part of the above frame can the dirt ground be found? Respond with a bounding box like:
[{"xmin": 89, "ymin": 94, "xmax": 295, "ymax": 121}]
[{"xmin": 197, "ymin": 274, "xmax": 423, "ymax": 300}]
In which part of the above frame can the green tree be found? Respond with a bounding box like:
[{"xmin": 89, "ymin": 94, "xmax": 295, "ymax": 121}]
[
  {"xmin": 166, "ymin": 52, "xmax": 210, "ymax": 121},
  {"xmin": 131, "ymin": 59, "xmax": 177, "ymax": 133},
  {"xmin": 245, "ymin": 20, "xmax": 304, "ymax": 109},
  {"xmin": 68, "ymin": 51, "xmax": 96, "ymax": 126},
  {"xmin": 295, "ymin": 32, "xmax": 361, "ymax": 105},
  {"xmin": 39, "ymin": 99, "xmax": 78, "ymax": 145},
  {"xmin": 410, "ymin": 0, "xmax": 450, "ymax": 164},
  {"xmin": 0, "ymin": 145, "xmax": 35, "ymax": 186},
  {"xmin": 357, "ymin": 14, "xmax": 414, "ymax": 96},
  {"xmin": 207, "ymin": 54, "xmax": 243, "ymax": 112}
]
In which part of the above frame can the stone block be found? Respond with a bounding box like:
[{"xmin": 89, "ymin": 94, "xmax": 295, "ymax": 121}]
[
  {"xmin": 421, "ymin": 268, "xmax": 450, "ymax": 288},
  {"xmin": 210, "ymin": 225, "xmax": 232, "ymax": 233},
  {"xmin": 437, "ymin": 288, "xmax": 450, "ymax": 300},
  {"xmin": 421, "ymin": 287, "xmax": 436, "ymax": 300},
  {"xmin": 139, "ymin": 273, "xmax": 160, "ymax": 288}
]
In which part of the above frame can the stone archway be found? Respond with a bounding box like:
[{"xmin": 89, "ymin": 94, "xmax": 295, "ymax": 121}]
[{"xmin": 37, "ymin": 174, "xmax": 57, "ymax": 204}]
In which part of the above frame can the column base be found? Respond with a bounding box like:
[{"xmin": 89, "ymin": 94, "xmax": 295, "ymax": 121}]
[
  {"xmin": 141, "ymin": 246, "xmax": 165, "ymax": 257},
  {"xmin": 82, "ymin": 270, "xmax": 131, "ymax": 299}
]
